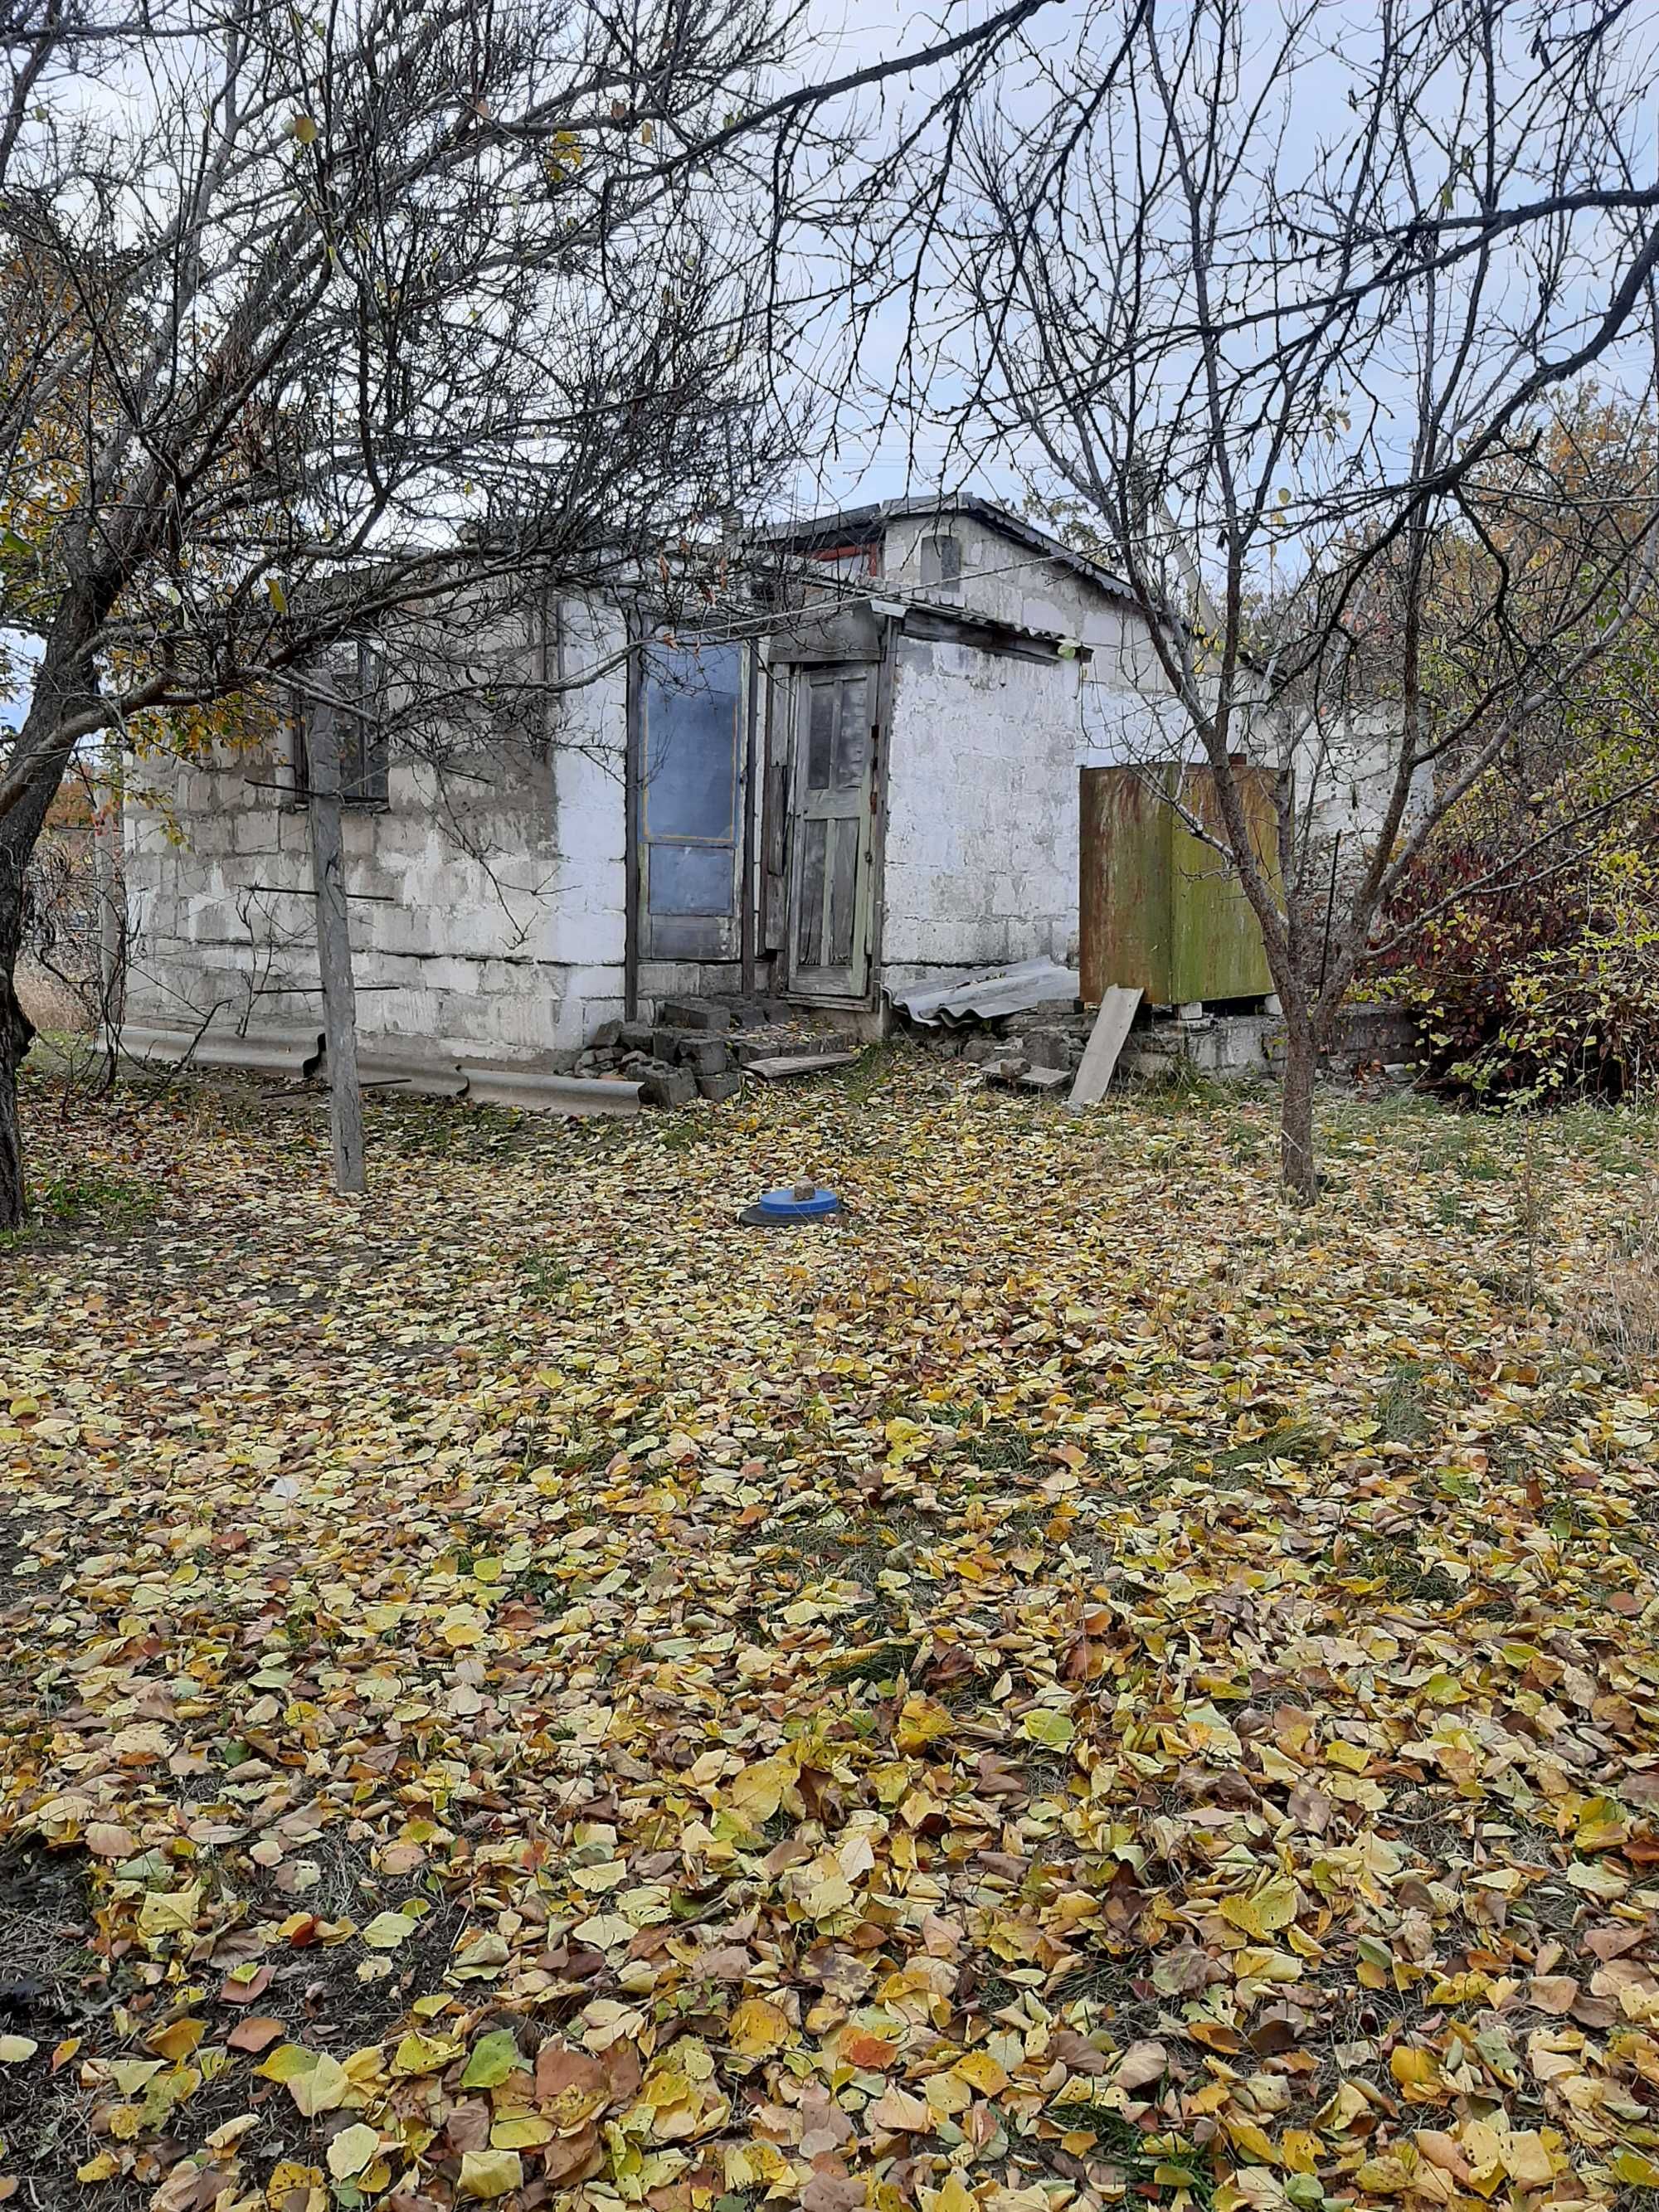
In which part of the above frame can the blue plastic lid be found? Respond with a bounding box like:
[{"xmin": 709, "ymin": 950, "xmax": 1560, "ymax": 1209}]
[{"xmin": 753, "ymin": 1184, "xmax": 841, "ymax": 1220}]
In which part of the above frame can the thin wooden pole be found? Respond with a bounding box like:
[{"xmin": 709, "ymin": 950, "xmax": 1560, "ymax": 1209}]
[
  {"xmin": 305, "ymin": 698, "xmax": 367, "ymax": 1195},
  {"xmin": 740, "ymin": 644, "xmax": 758, "ymax": 997},
  {"xmin": 91, "ymin": 737, "xmax": 125, "ymax": 1085},
  {"xmin": 623, "ymin": 606, "xmax": 643, "ymax": 1022}
]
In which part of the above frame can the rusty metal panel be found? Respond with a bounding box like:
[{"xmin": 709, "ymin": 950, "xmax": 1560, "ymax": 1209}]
[
  {"xmin": 1081, "ymin": 766, "xmax": 1173, "ymax": 1004},
  {"xmin": 1082, "ymin": 765, "xmax": 1280, "ymax": 1005},
  {"xmin": 1169, "ymin": 767, "xmax": 1278, "ymax": 1002}
]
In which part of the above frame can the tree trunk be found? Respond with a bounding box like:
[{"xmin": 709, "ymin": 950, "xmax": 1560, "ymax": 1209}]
[
  {"xmin": 1279, "ymin": 1004, "xmax": 1318, "ymax": 1202},
  {"xmin": 0, "ymin": 612, "xmax": 109, "ymax": 1227},
  {"xmin": 0, "ymin": 756, "xmax": 45, "ymax": 1231},
  {"xmin": 0, "ymin": 968, "xmax": 34, "ymax": 1232}
]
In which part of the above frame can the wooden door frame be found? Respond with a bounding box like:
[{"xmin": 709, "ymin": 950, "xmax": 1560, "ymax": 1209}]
[
  {"xmin": 625, "ymin": 627, "xmax": 753, "ymax": 982},
  {"xmin": 740, "ymin": 646, "xmax": 761, "ymax": 996},
  {"xmin": 623, "ymin": 607, "xmax": 643, "ymax": 1019},
  {"xmin": 865, "ymin": 612, "xmax": 898, "ymax": 1010},
  {"xmin": 774, "ymin": 632, "xmax": 891, "ymax": 1008}
]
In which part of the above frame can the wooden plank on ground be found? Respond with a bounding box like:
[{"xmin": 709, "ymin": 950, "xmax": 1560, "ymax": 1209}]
[
  {"xmin": 1067, "ymin": 986, "xmax": 1143, "ymax": 1111},
  {"xmin": 746, "ymin": 1052, "xmax": 859, "ymax": 1081}
]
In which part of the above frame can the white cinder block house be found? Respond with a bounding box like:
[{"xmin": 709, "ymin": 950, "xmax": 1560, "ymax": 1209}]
[{"xmin": 122, "ymin": 497, "xmax": 1177, "ymax": 1082}]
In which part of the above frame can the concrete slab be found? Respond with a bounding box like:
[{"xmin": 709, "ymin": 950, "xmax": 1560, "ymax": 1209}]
[
  {"xmin": 461, "ymin": 1065, "xmax": 642, "ymax": 1116},
  {"xmin": 355, "ymin": 1053, "xmax": 467, "ymax": 1099},
  {"xmin": 746, "ymin": 1053, "xmax": 859, "ymax": 1081},
  {"xmin": 119, "ymin": 1023, "xmax": 324, "ymax": 1077},
  {"xmin": 1068, "ymin": 986, "xmax": 1143, "ymax": 1110}
]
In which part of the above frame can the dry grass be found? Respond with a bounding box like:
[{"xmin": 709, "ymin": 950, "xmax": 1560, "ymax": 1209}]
[
  {"xmin": 1580, "ymin": 1195, "xmax": 1659, "ymax": 1371},
  {"xmin": 17, "ymin": 959, "xmax": 95, "ymax": 1034}
]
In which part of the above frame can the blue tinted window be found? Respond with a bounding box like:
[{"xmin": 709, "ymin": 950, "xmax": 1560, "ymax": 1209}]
[
  {"xmin": 642, "ymin": 643, "xmax": 741, "ymax": 849},
  {"xmin": 649, "ymin": 843, "xmax": 737, "ymax": 916}
]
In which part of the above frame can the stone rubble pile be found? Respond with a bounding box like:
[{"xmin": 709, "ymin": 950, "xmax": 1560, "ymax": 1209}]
[
  {"xmin": 575, "ymin": 999, "xmax": 845, "ymax": 1108},
  {"xmin": 904, "ymin": 1001, "xmax": 1092, "ymax": 1086}
]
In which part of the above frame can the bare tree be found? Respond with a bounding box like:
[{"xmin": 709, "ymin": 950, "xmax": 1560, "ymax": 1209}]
[
  {"xmin": 0, "ymin": 0, "xmax": 1068, "ymax": 1223},
  {"xmin": 928, "ymin": 0, "xmax": 1659, "ymax": 1194}
]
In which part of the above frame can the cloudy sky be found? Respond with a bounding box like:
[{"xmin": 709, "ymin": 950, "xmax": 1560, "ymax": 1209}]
[{"xmin": 8, "ymin": 0, "xmax": 1659, "ymax": 729}]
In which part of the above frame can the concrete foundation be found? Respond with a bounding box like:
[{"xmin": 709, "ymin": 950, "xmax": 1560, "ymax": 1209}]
[
  {"xmin": 912, "ymin": 994, "xmax": 1421, "ymax": 1091},
  {"xmin": 1113, "ymin": 1002, "xmax": 1420, "ymax": 1086},
  {"xmin": 1119, "ymin": 1011, "xmax": 1284, "ymax": 1082}
]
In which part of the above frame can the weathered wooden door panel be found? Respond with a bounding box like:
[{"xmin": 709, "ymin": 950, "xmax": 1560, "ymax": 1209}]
[{"xmin": 788, "ymin": 664, "xmax": 875, "ymax": 999}]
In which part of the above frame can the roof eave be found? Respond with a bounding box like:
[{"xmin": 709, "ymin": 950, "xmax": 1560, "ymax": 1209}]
[{"xmin": 755, "ymin": 493, "xmax": 1135, "ymax": 605}]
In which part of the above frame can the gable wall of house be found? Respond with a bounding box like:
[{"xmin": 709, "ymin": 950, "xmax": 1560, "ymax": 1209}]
[
  {"xmin": 879, "ymin": 512, "xmax": 1105, "ymax": 639},
  {"xmin": 879, "ymin": 509, "xmax": 1181, "ymax": 776}
]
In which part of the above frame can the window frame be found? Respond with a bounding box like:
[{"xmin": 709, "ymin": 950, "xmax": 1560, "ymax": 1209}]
[
  {"xmin": 919, "ymin": 532, "xmax": 963, "ymax": 595},
  {"xmin": 290, "ymin": 638, "xmax": 389, "ymax": 809}
]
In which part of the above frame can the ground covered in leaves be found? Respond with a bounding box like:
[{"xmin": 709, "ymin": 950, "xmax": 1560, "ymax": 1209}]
[{"xmin": 2, "ymin": 1057, "xmax": 1657, "ymax": 2212}]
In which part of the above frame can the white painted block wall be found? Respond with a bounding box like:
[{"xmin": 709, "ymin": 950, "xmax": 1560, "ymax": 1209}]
[
  {"xmin": 879, "ymin": 636, "xmax": 1082, "ymax": 985},
  {"xmin": 124, "ymin": 599, "xmax": 639, "ymax": 1064}
]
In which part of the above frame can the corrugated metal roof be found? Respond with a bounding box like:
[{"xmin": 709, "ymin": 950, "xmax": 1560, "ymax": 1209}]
[{"xmin": 889, "ymin": 959, "xmax": 1081, "ymax": 1027}]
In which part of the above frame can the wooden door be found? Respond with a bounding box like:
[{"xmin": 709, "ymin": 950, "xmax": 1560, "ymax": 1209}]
[{"xmin": 788, "ymin": 664, "xmax": 876, "ymax": 999}]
